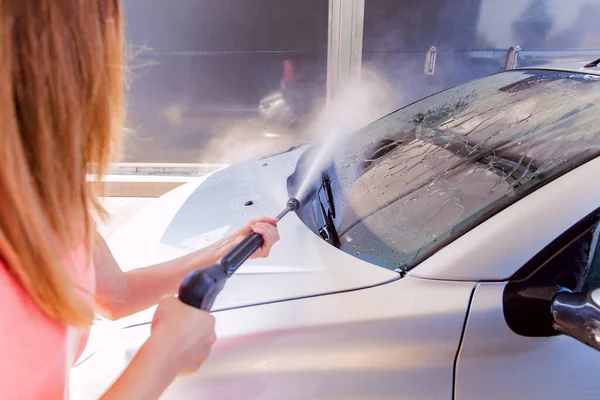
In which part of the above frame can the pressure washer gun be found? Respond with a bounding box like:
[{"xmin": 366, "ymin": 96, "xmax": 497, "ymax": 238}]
[{"xmin": 178, "ymin": 198, "xmax": 300, "ymax": 311}]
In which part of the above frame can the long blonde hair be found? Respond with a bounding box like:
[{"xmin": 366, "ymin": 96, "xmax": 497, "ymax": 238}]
[{"xmin": 0, "ymin": 0, "xmax": 123, "ymax": 326}]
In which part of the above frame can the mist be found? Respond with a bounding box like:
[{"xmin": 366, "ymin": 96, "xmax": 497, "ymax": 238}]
[
  {"xmin": 304, "ymin": 68, "xmax": 401, "ymax": 142},
  {"xmin": 196, "ymin": 67, "xmax": 402, "ymax": 165}
]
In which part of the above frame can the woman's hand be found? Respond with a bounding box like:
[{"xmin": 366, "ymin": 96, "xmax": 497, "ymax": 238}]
[
  {"xmin": 221, "ymin": 217, "xmax": 281, "ymax": 259},
  {"xmin": 101, "ymin": 296, "xmax": 217, "ymax": 399},
  {"xmin": 150, "ymin": 296, "xmax": 217, "ymax": 375}
]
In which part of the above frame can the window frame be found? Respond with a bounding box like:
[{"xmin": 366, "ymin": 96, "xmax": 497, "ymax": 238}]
[{"xmin": 503, "ymin": 207, "xmax": 600, "ymax": 337}]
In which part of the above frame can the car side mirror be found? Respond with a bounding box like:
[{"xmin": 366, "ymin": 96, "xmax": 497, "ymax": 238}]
[{"xmin": 551, "ymin": 288, "xmax": 600, "ymax": 351}]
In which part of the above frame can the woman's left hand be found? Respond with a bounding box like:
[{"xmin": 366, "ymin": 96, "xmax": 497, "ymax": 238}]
[{"xmin": 225, "ymin": 217, "xmax": 281, "ymax": 259}]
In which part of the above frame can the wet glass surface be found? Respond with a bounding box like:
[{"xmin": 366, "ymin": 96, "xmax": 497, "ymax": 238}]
[{"xmin": 298, "ymin": 70, "xmax": 600, "ymax": 271}]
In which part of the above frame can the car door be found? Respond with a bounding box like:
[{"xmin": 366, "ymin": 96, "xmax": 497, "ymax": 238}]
[{"xmin": 455, "ymin": 210, "xmax": 600, "ymax": 400}]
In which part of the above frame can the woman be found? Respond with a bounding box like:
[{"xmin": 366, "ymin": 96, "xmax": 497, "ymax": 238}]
[{"xmin": 0, "ymin": 1, "xmax": 280, "ymax": 399}]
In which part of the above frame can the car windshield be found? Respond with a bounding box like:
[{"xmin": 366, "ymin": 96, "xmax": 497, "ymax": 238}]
[{"xmin": 291, "ymin": 69, "xmax": 600, "ymax": 272}]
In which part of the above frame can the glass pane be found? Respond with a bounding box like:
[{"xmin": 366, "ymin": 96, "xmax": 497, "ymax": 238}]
[
  {"xmin": 583, "ymin": 224, "xmax": 600, "ymax": 291},
  {"xmin": 122, "ymin": 0, "xmax": 328, "ymax": 163}
]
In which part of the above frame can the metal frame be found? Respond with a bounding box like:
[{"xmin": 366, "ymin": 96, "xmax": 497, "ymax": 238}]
[{"xmin": 326, "ymin": 0, "xmax": 365, "ymax": 102}]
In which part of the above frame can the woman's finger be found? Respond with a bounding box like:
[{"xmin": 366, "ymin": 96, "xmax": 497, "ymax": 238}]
[
  {"xmin": 260, "ymin": 228, "xmax": 277, "ymax": 252},
  {"xmin": 250, "ymin": 223, "xmax": 279, "ymax": 258},
  {"xmin": 252, "ymin": 224, "xmax": 271, "ymax": 257},
  {"xmin": 249, "ymin": 217, "xmax": 278, "ymax": 227},
  {"xmin": 240, "ymin": 217, "xmax": 278, "ymax": 237},
  {"xmin": 249, "ymin": 225, "xmax": 265, "ymax": 258},
  {"xmin": 258, "ymin": 217, "xmax": 279, "ymax": 225},
  {"xmin": 254, "ymin": 223, "xmax": 279, "ymax": 243}
]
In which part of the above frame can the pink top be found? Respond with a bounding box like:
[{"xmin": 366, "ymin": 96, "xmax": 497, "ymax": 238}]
[{"xmin": 0, "ymin": 245, "xmax": 95, "ymax": 400}]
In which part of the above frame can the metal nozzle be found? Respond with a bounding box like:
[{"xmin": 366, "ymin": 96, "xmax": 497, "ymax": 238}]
[
  {"xmin": 275, "ymin": 198, "xmax": 301, "ymax": 220},
  {"xmin": 287, "ymin": 198, "xmax": 300, "ymax": 211}
]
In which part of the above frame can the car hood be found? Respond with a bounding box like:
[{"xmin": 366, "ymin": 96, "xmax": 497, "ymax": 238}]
[{"xmin": 106, "ymin": 147, "xmax": 398, "ymax": 324}]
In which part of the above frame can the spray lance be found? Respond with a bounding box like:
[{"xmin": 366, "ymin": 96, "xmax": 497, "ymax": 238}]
[{"xmin": 178, "ymin": 198, "xmax": 301, "ymax": 311}]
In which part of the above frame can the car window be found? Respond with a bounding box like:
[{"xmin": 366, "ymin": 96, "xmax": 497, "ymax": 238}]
[
  {"xmin": 551, "ymin": 221, "xmax": 600, "ymax": 292},
  {"xmin": 504, "ymin": 214, "xmax": 600, "ymax": 337},
  {"xmin": 582, "ymin": 224, "xmax": 600, "ymax": 291},
  {"xmin": 294, "ymin": 70, "xmax": 600, "ymax": 271}
]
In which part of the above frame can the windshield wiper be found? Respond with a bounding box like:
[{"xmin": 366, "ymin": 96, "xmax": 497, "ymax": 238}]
[
  {"xmin": 321, "ymin": 173, "xmax": 336, "ymax": 219},
  {"xmin": 317, "ymin": 173, "xmax": 340, "ymax": 247}
]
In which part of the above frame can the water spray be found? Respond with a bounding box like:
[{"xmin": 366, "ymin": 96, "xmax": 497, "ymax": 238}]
[{"xmin": 178, "ymin": 198, "xmax": 301, "ymax": 311}]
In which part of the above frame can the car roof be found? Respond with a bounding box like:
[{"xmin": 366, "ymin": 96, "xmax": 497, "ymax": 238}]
[{"xmin": 518, "ymin": 58, "xmax": 600, "ymax": 76}]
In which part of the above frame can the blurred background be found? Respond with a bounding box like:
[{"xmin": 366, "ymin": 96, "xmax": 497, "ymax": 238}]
[{"xmin": 120, "ymin": 0, "xmax": 600, "ymax": 165}]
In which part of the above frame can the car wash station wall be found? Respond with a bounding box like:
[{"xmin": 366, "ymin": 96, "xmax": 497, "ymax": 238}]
[{"xmin": 122, "ymin": 0, "xmax": 600, "ymax": 164}]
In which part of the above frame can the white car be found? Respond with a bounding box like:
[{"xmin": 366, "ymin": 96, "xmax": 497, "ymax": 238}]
[{"xmin": 73, "ymin": 60, "xmax": 600, "ymax": 399}]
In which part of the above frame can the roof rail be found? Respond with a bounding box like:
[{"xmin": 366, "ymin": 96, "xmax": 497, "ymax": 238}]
[{"xmin": 584, "ymin": 57, "xmax": 600, "ymax": 68}]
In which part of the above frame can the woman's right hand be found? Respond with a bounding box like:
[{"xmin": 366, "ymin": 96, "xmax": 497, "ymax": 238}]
[{"xmin": 150, "ymin": 296, "xmax": 217, "ymax": 375}]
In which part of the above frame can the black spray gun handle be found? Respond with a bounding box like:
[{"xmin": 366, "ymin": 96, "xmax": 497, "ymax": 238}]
[
  {"xmin": 222, "ymin": 232, "xmax": 264, "ymax": 271},
  {"xmin": 177, "ymin": 263, "xmax": 228, "ymax": 311},
  {"xmin": 177, "ymin": 232, "xmax": 263, "ymax": 310},
  {"xmin": 178, "ymin": 198, "xmax": 300, "ymax": 311}
]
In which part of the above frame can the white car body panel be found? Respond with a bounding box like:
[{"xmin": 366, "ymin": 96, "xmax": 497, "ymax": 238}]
[
  {"xmin": 71, "ymin": 277, "xmax": 475, "ymax": 399},
  {"xmin": 456, "ymin": 283, "xmax": 600, "ymax": 399}
]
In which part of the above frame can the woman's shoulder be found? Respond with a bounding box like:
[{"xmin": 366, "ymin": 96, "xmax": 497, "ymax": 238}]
[
  {"xmin": 0, "ymin": 259, "xmax": 68, "ymax": 398},
  {"xmin": 68, "ymin": 243, "xmax": 96, "ymax": 299},
  {"xmin": 0, "ymin": 244, "xmax": 95, "ymax": 399}
]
